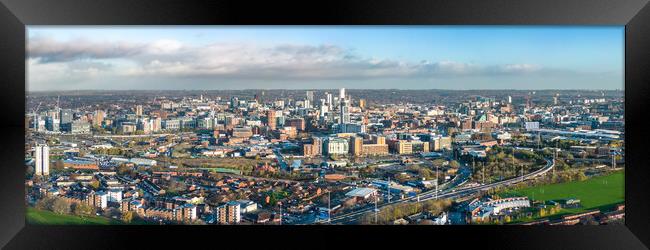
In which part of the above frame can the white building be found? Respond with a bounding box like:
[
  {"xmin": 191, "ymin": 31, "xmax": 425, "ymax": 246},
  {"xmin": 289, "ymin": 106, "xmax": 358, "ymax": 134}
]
[
  {"xmin": 469, "ymin": 197, "xmax": 531, "ymax": 221},
  {"xmin": 162, "ymin": 119, "xmax": 181, "ymax": 130},
  {"xmin": 34, "ymin": 144, "xmax": 50, "ymax": 176},
  {"xmin": 324, "ymin": 137, "xmax": 349, "ymax": 155},
  {"xmin": 484, "ymin": 197, "xmax": 531, "ymax": 215},
  {"xmin": 496, "ymin": 132, "xmax": 512, "ymax": 141},
  {"xmin": 524, "ymin": 121, "xmax": 540, "ymax": 131},
  {"xmin": 236, "ymin": 200, "xmax": 258, "ymax": 213},
  {"xmin": 107, "ymin": 188, "xmax": 123, "ymax": 203},
  {"xmin": 432, "ymin": 212, "xmax": 448, "ymax": 225},
  {"xmin": 130, "ymin": 158, "xmax": 157, "ymax": 166},
  {"xmin": 345, "ymin": 187, "xmax": 377, "ymax": 200}
]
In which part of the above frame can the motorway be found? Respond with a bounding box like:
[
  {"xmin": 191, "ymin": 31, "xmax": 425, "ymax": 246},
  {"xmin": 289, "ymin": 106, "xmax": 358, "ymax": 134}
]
[
  {"xmin": 328, "ymin": 158, "xmax": 554, "ymax": 224},
  {"xmin": 92, "ymin": 133, "xmax": 173, "ymax": 138}
]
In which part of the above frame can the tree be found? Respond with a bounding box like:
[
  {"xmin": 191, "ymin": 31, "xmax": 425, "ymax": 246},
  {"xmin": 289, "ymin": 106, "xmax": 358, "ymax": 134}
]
[
  {"xmin": 565, "ymin": 153, "xmax": 575, "ymax": 160},
  {"xmin": 51, "ymin": 198, "xmax": 71, "ymax": 215},
  {"xmin": 73, "ymin": 203, "xmax": 95, "ymax": 217},
  {"xmin": 122, "ymin": 211, "xmax": 135, "ymax": 223},
  {"xmin": 432, "ymin": 159, "xmax": 446, "ymax": 166},
  {"xmin": 103, "ymin": 207, "xmax": 120, "ymax": 218},
  {"xmin": 538, "ymin": 208, "xmax": 547, "ymax": 217},
  {"xmin": 26, "ymin": 165, "xmax": 35, "ymax": 177},
  {"xmin": 117, "ymin": 164, "xmax": 133, "ymax": 176},
  {"xmin": 473, "ymin": 133, "xmax": 494, "ymax": 141},
  {"xmin": 574, "ymin": 171, "xmax": 588, "ymax": 181},
  {"xmin": 504, "ymin": 215, "xmax": 512, "ymax": 223},
  {"xmin": 35, "ymin": 197, "xmax": 55, "ymax": 211},
  {"xmin": 580, "ymin": 215, "xmax": 600, "ymax": 225},
  {"xmin": 190, "ymin": 219, "xmax": 206, "ymax": 225},
  {"xmin": 496, "ymin": 152, "xmax": 507, "ymax": 160},
  {"xmin": 167, "ymin": 179, "xmax": 187, "ymax": 195},
  {"xmin": 609, "ymin": 140, "xmax": 623, "ymax": 148},
  {"xmin": 417, "ymin": 168, "xmax": 434, "ymax": 179},
  {"xmin": 89, "ymin": 180, "xmax": 101, "ymax": 190}
]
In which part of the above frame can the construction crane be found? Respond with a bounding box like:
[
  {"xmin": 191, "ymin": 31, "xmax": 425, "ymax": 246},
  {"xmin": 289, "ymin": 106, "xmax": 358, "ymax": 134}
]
[{"xmin": 32, "ymin": 101, "xmax": 42, "ymax": 115}]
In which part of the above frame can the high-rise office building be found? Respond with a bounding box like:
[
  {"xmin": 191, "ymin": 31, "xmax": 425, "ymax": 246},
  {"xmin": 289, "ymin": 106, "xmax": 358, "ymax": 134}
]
[
  {"xmin": 349, "ymin": 136, "xmax": 363, "ymax": 156},
  {"xmin": 339, "ymin": 123, "xmax": 365, "ymax": 133},
  {"xmin": 34, "ymin": 144, "xmax": 50, "ymax": 176},
  {"xmin": 47, "ymin": 110, "xmax": 59, "ymax": 120},
  {"xmin": 340, "ymin": 105, "xmax": 350, "ymax": 124},
  {"xmin": 266, "ymin": 110, "xmax": 277, "ymax": 130},
  {"xmin": 359, "ymin": 99, "xmax": 366, "ymax": 109},
  {"xmin": 151, "ymin": 117, "xmax": 162, "ymax": 132},
  {"xmin": 373, "ymin": 135, "xmax": 386, "ymax": 145},
  {"xmin": 339, "ymin": 88, "xmax": 350, "ymax": 124},
  {"xmin": 432, "ymin": 136, "xmax": 452, "ymax": 151},
  {"xmin": 135, "ymin": 105, "xmax": 143, "ymax": 116},
  {"xmin": 60, "ymin": 109, "xmax": 73, "ymax": 125},
  {"xmin": 320, "ymin": 104, "xmax": 329, "ymax": 118},
  {"xmin": 286, "ymin": 118, "xmax": 306, "ymax": 131},
  {"xmin": 306, "ymin": 91, "xmax": 314, "ymax": 103},
  {"xmin": 93, "ymin": 110, "xmax": 105, "ymax": 126},
  {"xmin": 313, "ymin": 137, "xmax": 323, "ymax": 156},
  {"xmin": 325, "ymin": 92, "xmax": 333, "ymax": 106},
  {"xmin": 230, "ymin": 97, "xmax": 239, "ymax": 109},
  {"xmin": 45, "ymin": 116, "xmax": 60, "ymax": 132}
]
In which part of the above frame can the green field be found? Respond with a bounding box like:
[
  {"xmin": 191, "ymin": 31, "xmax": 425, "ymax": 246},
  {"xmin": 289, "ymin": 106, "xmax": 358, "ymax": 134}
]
[
  {"xmin": 27, "ymin": 207, "xmax": 121, "ymax": 225},
  {"xmin": 197, "ymin": 167, "xmax": 243, "ymax": 174},
  {"xmin": 500, "ymin": 170, "xmax": 624, "ymax": 219}
]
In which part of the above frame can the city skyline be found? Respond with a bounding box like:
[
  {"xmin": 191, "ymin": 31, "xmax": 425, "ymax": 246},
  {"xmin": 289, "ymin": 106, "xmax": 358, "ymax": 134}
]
[
  {"xmin": 25, "ymin": 88, "xmax": 625, "ymax": 225},
  {"xmin": 27, "ymin": 26, "xmax": 623, "ymax": 91}
]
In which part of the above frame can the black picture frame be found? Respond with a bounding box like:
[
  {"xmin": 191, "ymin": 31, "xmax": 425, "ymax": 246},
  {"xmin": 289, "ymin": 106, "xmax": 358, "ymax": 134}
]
[{"xmin": 1, "ymin": 0, "xmax": 649, "ymax": 249}]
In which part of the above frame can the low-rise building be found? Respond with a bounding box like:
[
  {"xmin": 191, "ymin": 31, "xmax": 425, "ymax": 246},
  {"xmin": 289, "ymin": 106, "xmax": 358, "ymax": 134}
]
[
  {"xmin": 345, "ymin": 187, "xmax": 377, "ymax": 200},
  {"xmin": 236, "ymin": 200, "xmax": 258, "ymax": 213}
]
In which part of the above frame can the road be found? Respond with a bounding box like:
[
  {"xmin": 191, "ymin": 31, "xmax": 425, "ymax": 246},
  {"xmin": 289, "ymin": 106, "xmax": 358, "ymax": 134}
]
[
  {"xmin": 328, "ymin": 158, "xmax": 554, "ymax": 224},
  {"xmin": 92, "ymin": 133, "xmax": 173, "ymax": 138},
  {"xmin": 273, "ymin": 149, "xmax": 289, "ymax": 170}
]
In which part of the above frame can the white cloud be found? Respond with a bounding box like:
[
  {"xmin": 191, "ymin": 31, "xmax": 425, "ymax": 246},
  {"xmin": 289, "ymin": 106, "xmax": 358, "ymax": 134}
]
[
  {"xmin": 28, "ymin": 36, "xmax": 145, "ymax": 63},
  {"xmin": 28, "ymin": 36, "xmax": 553, "ymax": 88},
  {"xmin": 145, "ymin": 39, "xmax": 184, "ymax": 54},
  {"xmin": 500, "ymin": 64, "xmax": 542, "ymax": 73}
]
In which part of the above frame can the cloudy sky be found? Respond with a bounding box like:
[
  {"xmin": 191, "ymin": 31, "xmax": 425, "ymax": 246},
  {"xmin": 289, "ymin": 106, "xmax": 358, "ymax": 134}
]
[{"xmin": 27, "ymin": 26, "xmax": 624, "ymax": 91}]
